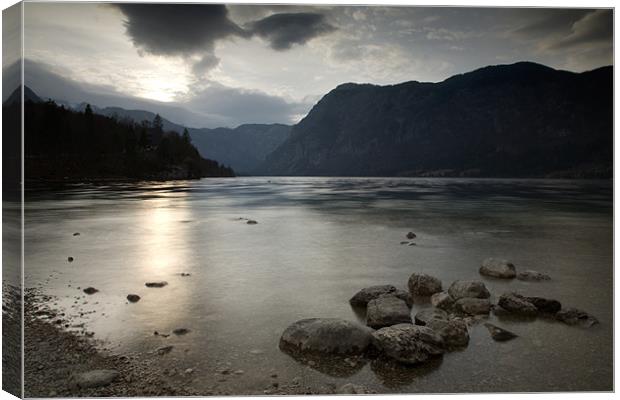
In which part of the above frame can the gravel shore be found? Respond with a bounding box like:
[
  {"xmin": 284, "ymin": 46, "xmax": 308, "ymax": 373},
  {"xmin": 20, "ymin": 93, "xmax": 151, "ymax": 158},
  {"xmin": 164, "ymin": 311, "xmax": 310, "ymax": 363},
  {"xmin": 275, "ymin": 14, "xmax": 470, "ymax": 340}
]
[
  {"xmin": 20, "ymin": 288, "xmax": 342, "ymax": 397},
  {"xmin": 24, "ymin": 288, "xmax": 202, "ymax": 397}
]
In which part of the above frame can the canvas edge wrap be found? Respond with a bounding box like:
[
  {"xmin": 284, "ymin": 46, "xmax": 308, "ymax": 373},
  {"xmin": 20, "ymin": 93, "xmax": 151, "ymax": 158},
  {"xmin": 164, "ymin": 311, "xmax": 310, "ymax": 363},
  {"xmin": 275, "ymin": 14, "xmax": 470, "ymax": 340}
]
[{"xmin": 3, "ymin": 1, "xmax": 24, "ymax": 398}]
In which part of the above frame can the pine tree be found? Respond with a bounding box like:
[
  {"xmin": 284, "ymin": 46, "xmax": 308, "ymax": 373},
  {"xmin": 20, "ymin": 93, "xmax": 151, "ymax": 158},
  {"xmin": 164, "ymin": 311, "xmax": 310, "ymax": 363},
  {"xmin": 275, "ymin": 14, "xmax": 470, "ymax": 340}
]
[
  {"xmin": 182, "ymin": 128, "xmax": 191, "ymax": 144},
  {"xmin": 153, "ymin": 114, "xmax": 163, "ymax": 133}
]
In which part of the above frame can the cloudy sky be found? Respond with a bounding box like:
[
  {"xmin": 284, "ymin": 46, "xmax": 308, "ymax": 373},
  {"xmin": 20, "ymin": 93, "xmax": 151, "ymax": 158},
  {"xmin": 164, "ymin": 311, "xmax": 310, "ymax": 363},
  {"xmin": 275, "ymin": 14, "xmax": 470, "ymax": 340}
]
[{"xmin": 11, "ymin": 3, "xmax": 614, "ymax": 128}]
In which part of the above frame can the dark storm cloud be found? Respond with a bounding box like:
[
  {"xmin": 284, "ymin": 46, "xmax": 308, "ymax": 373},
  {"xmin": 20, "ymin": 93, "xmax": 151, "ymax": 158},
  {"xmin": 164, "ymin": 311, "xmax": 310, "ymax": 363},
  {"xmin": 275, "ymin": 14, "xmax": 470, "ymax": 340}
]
[
  {"xmin": 509, "ymin": 9, "xmax": 612, "ymax": 52},
  {"xmin": 191, "ymin": 53, "xmax": 221, "ymax": 77},
  {"xmin": 113, "ymin": 4, "xmax": 248, "ymax": 56},
  {"xmin": 249, "ymin": 12, "xmax": 337, "ymax": 50},
  {"xmin": 112, "ymin": 4, "xmax": 337, "ymax": 74},
  {"xmin": 511, "ymin": 9, "xmax": 590, "ymax": 39},
  {"xmin": 18, "ymin": 59, "xmax": 308, "ymax": 128},
  {"xmin": 547, "ymin": 9, "xmax": 613, "ymax": 50}
]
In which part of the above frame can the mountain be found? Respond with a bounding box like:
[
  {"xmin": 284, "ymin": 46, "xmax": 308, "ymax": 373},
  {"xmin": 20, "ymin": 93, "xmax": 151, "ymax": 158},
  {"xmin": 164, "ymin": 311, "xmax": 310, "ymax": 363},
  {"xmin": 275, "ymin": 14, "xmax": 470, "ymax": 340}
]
[
  {"xmin": 64, "ymin": 102, "xmax": 292, "ymax": 175},
  {"xmin": 12, "ymin": 93, "xmax": 235, "ymax": 181},
  {"xmin": 189, "ymin": 124, "xmax": 292, "ymax": 175},
  {"xmin": 70, "ymin": 103, "xmax": 187, "ymax": 133},
  {"xmin": 259, "ymin": 62, "xmax": 613, "ymax": 178},
  {"xmin": 4, "ymin": 85, "xmax": 43, "ymax": 105}
]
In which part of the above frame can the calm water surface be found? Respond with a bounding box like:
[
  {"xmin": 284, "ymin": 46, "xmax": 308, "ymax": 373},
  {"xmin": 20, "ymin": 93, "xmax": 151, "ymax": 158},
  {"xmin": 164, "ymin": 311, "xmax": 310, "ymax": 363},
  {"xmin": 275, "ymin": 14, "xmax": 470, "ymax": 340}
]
[{"xmin": 24, "ymin": 177, "xmax": 613, "ymax": 393}]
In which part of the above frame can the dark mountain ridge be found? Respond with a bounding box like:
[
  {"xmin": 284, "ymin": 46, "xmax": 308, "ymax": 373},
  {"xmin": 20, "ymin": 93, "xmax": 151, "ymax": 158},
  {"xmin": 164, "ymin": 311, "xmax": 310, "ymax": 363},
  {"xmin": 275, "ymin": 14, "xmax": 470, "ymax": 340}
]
[
  {"xmin": 2, "ymin": 89, "xmax": 235, "ymax": 182},
  {"xmin": 59, "ymin": 101, "xmax": 292, "ymax": 175},
  {"xmin": 260, "ymin": 62, "xmax": 612, "ymax": 178}
]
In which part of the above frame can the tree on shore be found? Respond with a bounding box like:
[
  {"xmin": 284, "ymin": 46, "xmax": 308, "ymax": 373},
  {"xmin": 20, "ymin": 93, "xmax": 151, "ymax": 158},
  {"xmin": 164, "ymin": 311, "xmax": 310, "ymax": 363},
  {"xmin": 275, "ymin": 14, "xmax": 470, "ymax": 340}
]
[{"xmin": 182, "ymin": 128, "xmax": 191, "ymax": 144}]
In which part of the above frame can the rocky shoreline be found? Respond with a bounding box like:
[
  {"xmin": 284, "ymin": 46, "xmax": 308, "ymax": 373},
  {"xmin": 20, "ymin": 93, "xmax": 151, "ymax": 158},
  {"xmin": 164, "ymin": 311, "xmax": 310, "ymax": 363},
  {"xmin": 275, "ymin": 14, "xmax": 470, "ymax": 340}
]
[
  {"xmin": 11, "ymin": 230, "xmax": 604, "ymax": 396},
  {"xmin": 23, "ymin": 288, "xmax": 202, "ymax": 397},
  {"xmin": 278, "ymin": 249, "xmax": 600, "ymax": 389},
  {"xmin": 20, "ymin": 287, "xmax": 364, "ymax": 397}
]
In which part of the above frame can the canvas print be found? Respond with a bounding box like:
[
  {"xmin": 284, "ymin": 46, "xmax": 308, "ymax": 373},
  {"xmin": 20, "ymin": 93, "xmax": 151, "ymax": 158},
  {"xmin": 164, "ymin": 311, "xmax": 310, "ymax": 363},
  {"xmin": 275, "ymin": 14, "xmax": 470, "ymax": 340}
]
[{"xmin": 2, "ymin": 2, "xmax": 614, "ymax": 397}]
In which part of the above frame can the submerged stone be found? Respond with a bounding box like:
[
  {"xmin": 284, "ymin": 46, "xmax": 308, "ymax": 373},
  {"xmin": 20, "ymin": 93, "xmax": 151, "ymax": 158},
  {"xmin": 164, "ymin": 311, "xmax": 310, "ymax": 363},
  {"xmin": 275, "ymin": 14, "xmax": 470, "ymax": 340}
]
[
  {"xmin": 126, "ymin": 294, "xmax": 140, "ymax": 303},
  {"xmin": 517, "ymin": 270, "xmax": 551, "ymax": 281},
  {"xmin": 145, "ymin": 281, "xmax": 168, "ymax": 288},
  {"xmin": 480, "ymin": 258, "xmax": 517, "ymax": 279},
  {"xmin": 555, "ymin": 308, "xmax": 599, "ymax": 328},
  {"xmin": 83, "ymin": 287, "xmax": 98, "ymax": 295},
  {"xmin": 484, "ymin": 323, "xmax": 518, "ymax": 341}
]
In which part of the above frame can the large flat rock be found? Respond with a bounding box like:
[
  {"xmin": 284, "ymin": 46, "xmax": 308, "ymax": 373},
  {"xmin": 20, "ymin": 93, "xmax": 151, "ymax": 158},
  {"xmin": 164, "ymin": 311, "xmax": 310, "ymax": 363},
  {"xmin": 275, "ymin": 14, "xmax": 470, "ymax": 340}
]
[
  {"xmin": 280, "ymin": 318, "xmax": 373, "ymax": 355},
  {"xmin": 479, "ymin": 258, "xmax": 517, "ymax": 279}
]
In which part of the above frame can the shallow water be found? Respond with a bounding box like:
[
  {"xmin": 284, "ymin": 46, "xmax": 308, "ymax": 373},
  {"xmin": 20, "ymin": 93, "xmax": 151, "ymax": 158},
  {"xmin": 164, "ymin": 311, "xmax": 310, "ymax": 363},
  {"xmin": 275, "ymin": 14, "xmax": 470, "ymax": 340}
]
[{"xmin": 24, "ymin": 177, "xmax": 613, "ymax": 393}]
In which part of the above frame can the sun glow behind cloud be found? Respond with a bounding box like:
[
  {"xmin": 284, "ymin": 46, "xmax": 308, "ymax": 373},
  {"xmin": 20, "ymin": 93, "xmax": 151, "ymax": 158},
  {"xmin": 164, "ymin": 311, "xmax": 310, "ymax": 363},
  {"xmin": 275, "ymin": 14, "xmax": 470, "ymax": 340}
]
[
  {"xmin": 20, "ymin": 3, "xmax": 613, "ymax": 128},
  {"xmin": 132, "ymin": 59, "xmax": 191, "ymax": 102}
]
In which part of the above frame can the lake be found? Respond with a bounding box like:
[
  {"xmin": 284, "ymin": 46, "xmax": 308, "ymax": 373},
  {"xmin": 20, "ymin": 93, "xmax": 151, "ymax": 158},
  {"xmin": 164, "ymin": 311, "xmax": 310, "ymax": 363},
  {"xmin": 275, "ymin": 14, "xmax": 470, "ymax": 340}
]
[{"xmin": 23, "ymin": 177, "xmax": 613, "ymax": 393}]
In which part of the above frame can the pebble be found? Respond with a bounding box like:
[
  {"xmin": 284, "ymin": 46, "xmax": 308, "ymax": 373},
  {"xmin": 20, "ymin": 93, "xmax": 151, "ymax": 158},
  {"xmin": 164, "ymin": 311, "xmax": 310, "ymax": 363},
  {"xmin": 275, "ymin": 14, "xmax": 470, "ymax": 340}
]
[
  {"xmin": 83, "ymin": 287, "xmax": 98, "ymax": 295},
  {"xmin": 156, "ymin": 345, "xmax": 173, "ymax": 355}
]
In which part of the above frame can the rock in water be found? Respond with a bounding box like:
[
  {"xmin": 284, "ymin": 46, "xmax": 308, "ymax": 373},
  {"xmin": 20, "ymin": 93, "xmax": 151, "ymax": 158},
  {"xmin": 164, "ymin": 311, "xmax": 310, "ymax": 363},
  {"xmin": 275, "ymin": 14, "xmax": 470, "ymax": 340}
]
[
  {"xmin": 73, "ymin": 232, "xmax": 80, "ymax": 236},
  {"xmin": 447, "ymin": 280, "xmax": 490, "ymax": 300},
  {"xmin": 83, "ymin": 287, "xmax": 98, "ymax": 295},
  {"xmin": 73, "ymin": 369, "xmax": 119, "ymax": 388},
  {"xmin": 68, "ymin": 257, "xmax": 74, "ymax": 262},
  {"xmin": 406, "ymin": 232, "xmax": 417, "ymax": 239},
  {"xmin": 157, "ymin": 345, "xmax": 174, "ymax": 355},
  {"xmin": 280, "ymin": 318, "xmax": 373, "ymax": 354},
  {"xmin": 371, "ymin": 324, "xmax": 445, "ymax": 364},
  {"xmin": 366, "ymin": 296, "xmax": 412, "ymax": 328},
  {"xmin": 555, "ymin": 308, "xmax": 599, "ymax": 328},
  {"xmin": 247, "ymin": 220, "xmax": 258, "ymax": 225},
  {"xmin": 337, "ymin": 383, "xmax": 373, "ymax": 394},
  {"xmin": 145, "ymin": 281, "xmax": 168, "ymax": 288},
  {"xmin": 484, "ymin": 323, "xmax": 518, "ymax": 341},
  {"xmin": 390, "ymin": 289, "xmax": 413, "ymax": 308},
  {"xmin": 497, "ymin": 293, "xmax": 538, "ymax": 316},
  {"xmin": 479, "ymin": 258, "xmax": 517, "ymax": 279},
  {"xmin": 414, "ymin": 308, "xmax": 448, "ymax": 326},
  {"xmin": 349, "ymin": 285, "xmax": 397, "ymax": 306},
  {"xmin": 517, "ymin": 270, "xmax": 551, "ymax": 281},
  {"xmin": 408, "ymin": 273, "xmax": 442, "ymax": 297},
  {"xmin": 126, "ymin": 294, "xmax": 140, "ymax": 303},
  {"xmin": 454, "ymin": 298, "xmax": 491, "ymax": 315},
  {"xmin": 525, "ymin": 296, "xmax": 561, "ymax": 313},
  {"xmin": 426, "ymin": 319, "xmax": 470, "ymax": 348},
  {"xmin": 430, "ymin": 292, "xmax": 455, "ymax": 310}
]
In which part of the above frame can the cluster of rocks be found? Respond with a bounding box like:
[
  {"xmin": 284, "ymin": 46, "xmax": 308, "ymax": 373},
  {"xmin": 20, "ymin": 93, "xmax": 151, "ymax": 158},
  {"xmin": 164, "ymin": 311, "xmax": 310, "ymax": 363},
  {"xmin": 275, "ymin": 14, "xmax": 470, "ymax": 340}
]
[
  {"xmin": 237, "ymin": 217, "xmax": 258, "ymax": 225},
  {"xmin": 479, "ymin": 257, "xmax": 551, "ymax": 281},
  {"xmin": 280, "ymin": 257, "xmax": 599, "ymax": 371}
]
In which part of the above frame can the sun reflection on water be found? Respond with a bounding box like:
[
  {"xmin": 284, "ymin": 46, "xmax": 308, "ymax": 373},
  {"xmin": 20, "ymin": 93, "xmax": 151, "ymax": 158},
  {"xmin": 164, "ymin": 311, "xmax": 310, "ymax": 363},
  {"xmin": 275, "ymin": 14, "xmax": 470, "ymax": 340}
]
[{"xmin": 138, "ymin": 188, "xmax": 191, "ymax": 275}]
